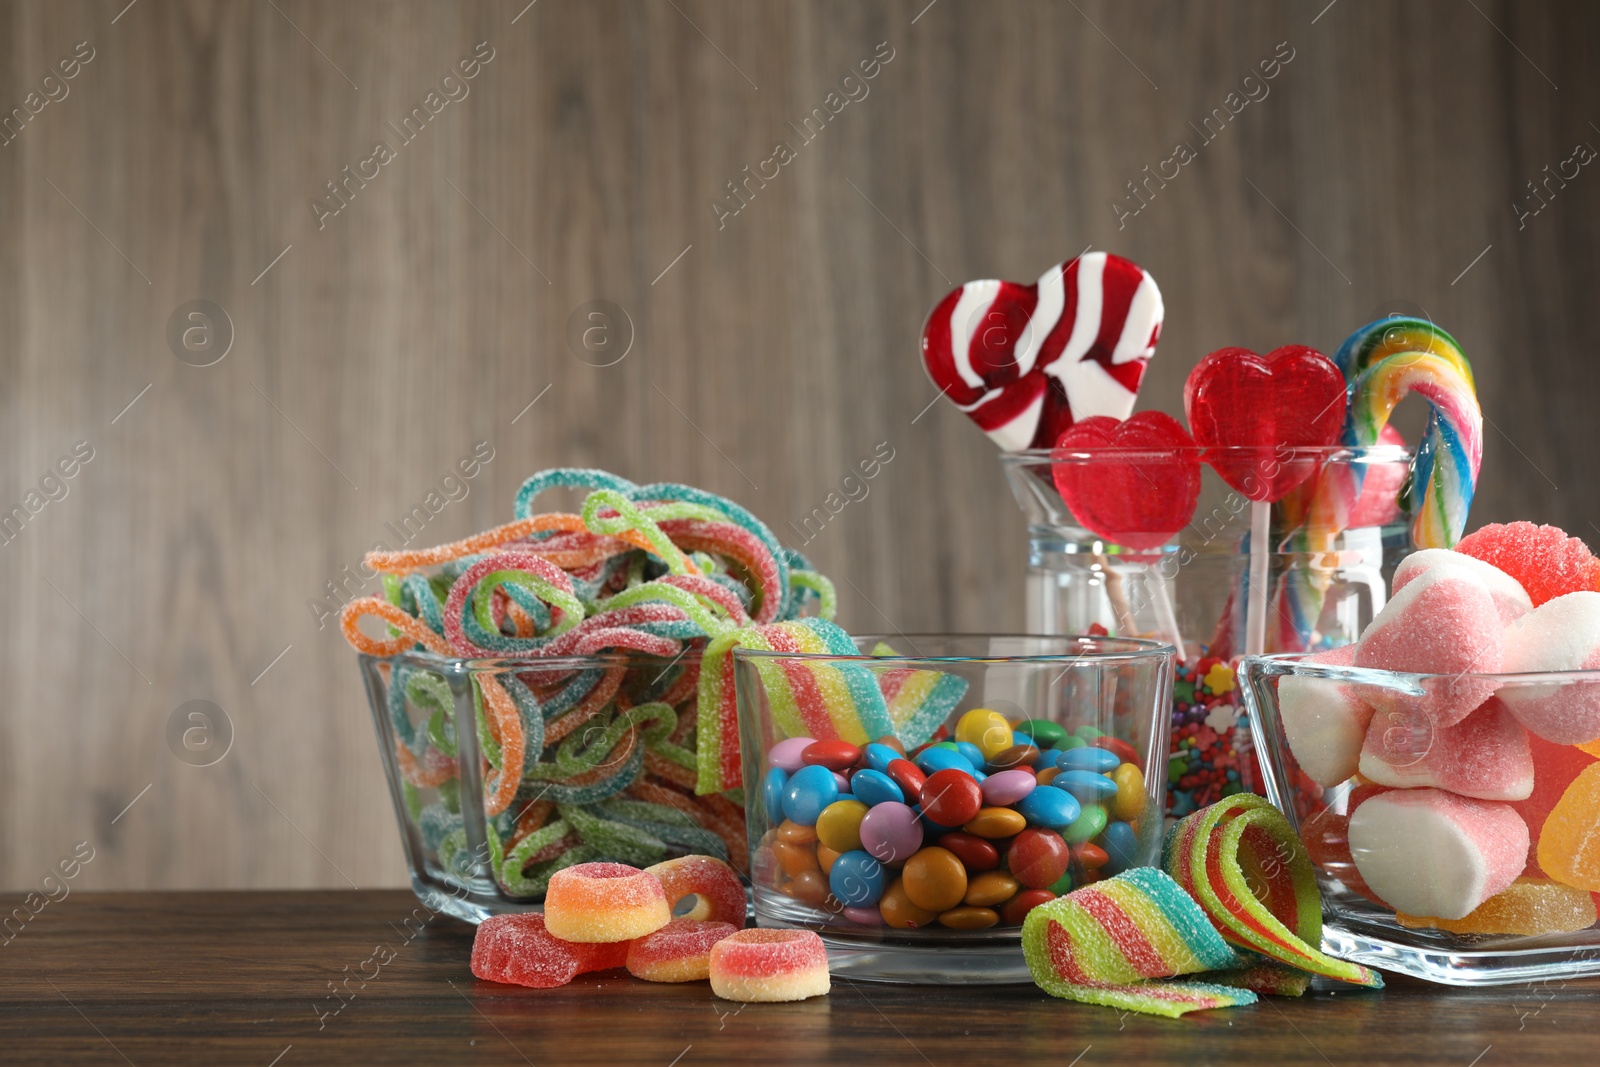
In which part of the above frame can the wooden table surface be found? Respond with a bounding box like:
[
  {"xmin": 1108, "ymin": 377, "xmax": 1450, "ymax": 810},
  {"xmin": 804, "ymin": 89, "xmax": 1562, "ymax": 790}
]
[{"xmin": 2, "ymin": 891, "xmax": 1594, "ymax": 1066}]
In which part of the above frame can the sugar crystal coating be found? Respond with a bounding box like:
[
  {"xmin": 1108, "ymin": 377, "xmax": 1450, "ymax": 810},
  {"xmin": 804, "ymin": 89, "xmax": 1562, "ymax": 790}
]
[
  {"xmin": 626, "ymin": 918, "xmax": 738, "ymax": 982},
  {"xmin": 1397, "ymin": 877, "xmax": 1597, "ymax": 935},
  {"xmin": 1455, "ymin": 521, "xmax": 1600, "ymax": 608},
  {"xmin": 645, "ymin": 854, "xmax": 747, "ymax": 926},
  {"xmin": 544, "ymin": 861, "xmax": 671, "ymax": 943},
  {"xmin": 708, "ymin": 928, "xmax": 830, "ymax": 1002},
  {"xmin": 470, "ymin": 913, "xmax": 629, "ymax": 988}
]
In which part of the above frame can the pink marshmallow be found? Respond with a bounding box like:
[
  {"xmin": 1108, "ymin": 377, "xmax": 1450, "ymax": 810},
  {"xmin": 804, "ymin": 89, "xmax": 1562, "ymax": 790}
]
[
  {"xmin": 1279, "ymin": 645, "xmax": 1374, "ymax": 787},
  {"xmin": 1499, "ymin": 590, "xmax": 1600, "ymax": 744},
  {"xmin": 1348, "ymin": 789, "xmax": 1529, "ymax": 920},
  {"xmin": 1392, "ymin": 549, "xmax": 1533, "ymax": 626},
  {"xmin": 1355, "ymin": 563, "xmax": 1503, "ymax": 727},
  {"xmin": 1358, "ymin": 696, "xmax": 1533, "ymax": 801}
]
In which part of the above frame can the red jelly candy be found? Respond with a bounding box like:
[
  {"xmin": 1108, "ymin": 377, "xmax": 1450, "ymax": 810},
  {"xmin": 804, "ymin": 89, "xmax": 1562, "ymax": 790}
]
[
  {"xmin": 937, "ymin": 832, "xmax": 1001, "ymax": 872},
  {"xmin": 919, "ymin": 768, "xmax": 984, "ymax": 827},
  {"xmin": 1051, "ymin": 413, "xmax": 1201, "ymax": 550},
  {"xmin": 1511, "ymin": 734, "xmax": 1598, "ymax": 876},
  {"xmin": 1183, "ymin": 345, "xmax": 1348, "ymax": 501},
  {"xmin": 1007, "ymin": 828, "xmax": 1072, "ymax": 889},
  {"xmin": 470, "ymin": 913, "xmax": 628, "ymax": 989},
  {"xmin": 1455, "ymin": 522, "xmax": 1600, "ymax": 607},
  {"xmin": 801, "ymin": 740, "xmax": 864, "ymax": 773}
]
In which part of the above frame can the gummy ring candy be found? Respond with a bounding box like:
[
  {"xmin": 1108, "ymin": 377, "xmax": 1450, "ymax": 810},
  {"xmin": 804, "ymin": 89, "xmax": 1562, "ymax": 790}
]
[
  {"xmin": 470, "ymin": 912, "xmax": 628, "ymax": 988},
  {"xmin": 625, "ymin": 918, "xmax": 738, "ymax": 983},
  {"xmin": 707, "ymin": 928, "xmax": 830, "ymax": 1002},
  {"xmin": 543, "ymin": 861, "xmax": 671, "ymax": 943},
  {"xmin": 646, "ymin": 854, "xmax": 747, "ymax": 925}
]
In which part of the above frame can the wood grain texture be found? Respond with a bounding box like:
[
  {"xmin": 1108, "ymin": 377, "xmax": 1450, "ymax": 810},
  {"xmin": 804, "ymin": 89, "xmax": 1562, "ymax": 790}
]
[
  {"xmin": 1, "ymin": 890, "xmax": 1596, "ymax": 1065},
  {"xmin": 0, "ymin": 0, "xmax": 1595, "ymax": 890}
]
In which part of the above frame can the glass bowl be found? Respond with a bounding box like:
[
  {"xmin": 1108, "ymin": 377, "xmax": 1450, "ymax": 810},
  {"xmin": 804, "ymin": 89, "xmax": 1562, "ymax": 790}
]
[
  {"xmin": 1241, "ymin": 653, "xmax": 1600, "ymax": 985},
  {"xmin": 359, "ymin": 648, "xmax": 742, "ymax": 923},
  {"xmin": 733, "ymin": 633, "xmax": 1174, "ymax": 983},
  {"xmin": 1001, "ymin": 445, "xmax": 1417, "ymax": 817}
]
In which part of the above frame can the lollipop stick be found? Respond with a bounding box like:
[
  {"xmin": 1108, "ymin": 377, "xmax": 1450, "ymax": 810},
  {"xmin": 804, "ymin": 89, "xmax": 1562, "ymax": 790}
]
[
  {"xmin": 1093, "ymin": 551, "xmax": 1138, "ymax": 636},
  {"xmin": 1244, "ymin": 500, "xmax": 1270, "ymax": 656},
  {"xmin": 1146, "ymin": 561, "xmax": 1186, "ymax": 662}
]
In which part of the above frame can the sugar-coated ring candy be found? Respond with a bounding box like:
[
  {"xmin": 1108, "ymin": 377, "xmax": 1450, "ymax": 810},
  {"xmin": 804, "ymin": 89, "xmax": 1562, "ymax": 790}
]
[
  {"xmin": 965, "ymin": 807, "xmax": 1027, "ymax": 839},
  {"xmin": 938, "ymin": 832, "xmax": 1000, "ymax": 872},
  {"xmin": 1063, "ymin": 803, "xmax": 1109, "ymax": 845},
  {"xmin": 815, "ymin": 799, "xmax": 870, "ymax": 853},
  {"xmin": 864, "ymin": 742, "xmax": 902, "ymax": 772},
  {"xmin": 879, "ymin": 877, "xmax": 940, "ymax": 929},
  {"xmin": 901, "ymin": 847, "xmax": 968, "ymax": 912},
  {"xmin": 829, "ymin": 849, "xmax": 887, "ymax": 907},
  {"xmin": 803, "ymin": 740, "xmax": 862, "ymax": 772},
  {"xmin": 1019, "ymin": 719, "xmax": 1067, "ymax": 747},
  {"xmin": 919, "ymin": 768, "xmax": 984, "ymax": 826},
  {"xmin": 471, "ymin": 913, "xmax": 629, "ymax": 988},
  {"xmin": 1054, "ymin": 770, "xmax": 1118, "ymax": 804},
  {"xmin": 626, "ymin": 918, "xmax": 739, "ymax": 982},
  {"xmin": 1113, "ymin": 762, "xmax": 1146, "ymax": 822},
  {"xmin": 816, "ymin": 844, "xmax": 841, "ymax": 874},
  {"xmin": 781, "ymin": 765, "xmax": 839, "ymax": 826},
  {"xmin": 850, "ymin": 768, "xmax": 905, "ymax": 807},
  {"xmin": 769, "ymin": 737, "xmax": 817, "ymax": 773},
  {"xmin": 709, "ymin": 928, "xmax": 830, "ymax": 1002},
  {"xmin": 859, "ymin": 801, "xmax": 923, "ymax": 864},
  {"xmin": 1057, "ymin": 747, "xmax": 1120, "ymax": 773},
  {"xmin": 544, "ymin": 862, "xmax": 671, "ymax": 943},
  {"xmin": 914, "ymin": 747, "xmax": 972, "ymax": 775},
  {"xmin": 938, "ymin": 905, "xmax": 1000, "ymax": 930},
  {"xmin": 1000, "ymin": 888, "xmax": 1055, "ymax": 926},
  {"xmin": 956, "ymin": 708, "xmax": 1016, "ymax": 760},
  {"xmin": 1008, "ymin": 827, "xmax": 1072, "ymax": 890},
  {"xmin": 1016, "ymin": 786, "xmax": 1082, "ymax": 829},
  {"xmin": 965, "ymin": 870, "xmax": 1020, "ymax": 907},
  {"xmin": 645, "ymin": 854, "xmax": 746, "ymax": 926},
  {"xmin": 886, "ymin": 758, "xmax": 927, "ymax": 799},
  {"xmin": 1099, "ymin": 820, "xmax": 1139, "ymax": 874},
  {"xmin": 761, "ymin": 768, "xmax": 788, "ymax": 819}
]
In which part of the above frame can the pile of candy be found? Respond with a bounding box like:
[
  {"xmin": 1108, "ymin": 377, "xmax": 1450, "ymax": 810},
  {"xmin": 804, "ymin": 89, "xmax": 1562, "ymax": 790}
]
[
  {"xmin": 339, "ymin": 469, "xmax": 840, "ymax": 895},
  {"xmin": 1023, "ymin": 793, "xmax": 1381, "ymax": 1018},
  {"xmin": 1165, "ymin": 653, "xmax": 1255, "ymax": 815},
  {"xmin": 1281, "ymin": 522, "xmax": 1600, "ymax": 933},
  {"xmin": 471, "ymin": 855, "xmax": 830, "ymax": 1001},
  {"xmin": 753, "ymin": 709, "xmax": 1151, "ymax": 929}
]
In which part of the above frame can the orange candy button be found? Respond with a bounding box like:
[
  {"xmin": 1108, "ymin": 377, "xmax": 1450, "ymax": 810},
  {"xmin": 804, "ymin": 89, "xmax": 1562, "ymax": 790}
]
[
  {"xmin": 879, "ymin": 878, "xmax": 939, "ymax": 929},
  {"xmin": 964, "ymin": 807, "xmax": 1027, "ymax": 838},
  {"xmin": 901, "ymin": 846, "xmax": 968, "ymax": 912},
  {"xmin": 964, "ymin": 870, "xmax": 1020, "ymax": 907},
  {"xmin": 937, "ymin": 906, "xmax": 1000, "ymax": 930}
]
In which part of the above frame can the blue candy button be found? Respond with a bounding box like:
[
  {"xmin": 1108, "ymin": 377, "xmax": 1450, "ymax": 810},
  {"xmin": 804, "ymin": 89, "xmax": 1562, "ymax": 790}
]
[{"xmin": 781, "ymin": 764, "xmax": 840, "ymax": 826}]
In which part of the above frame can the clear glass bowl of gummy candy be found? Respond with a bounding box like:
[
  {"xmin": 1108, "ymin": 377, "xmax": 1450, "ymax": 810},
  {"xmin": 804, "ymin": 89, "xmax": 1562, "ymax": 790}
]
[
  {"xmin": 1242, "ymin": 654, "xmax": 1600, "ymax": 984},
  {"xmin": 734, "ymin": 633, "xmax": 1174, "ymax": 983},
  {"xmin": 360, "ymin": 648, "xmax": 745, "ymax": 923}
]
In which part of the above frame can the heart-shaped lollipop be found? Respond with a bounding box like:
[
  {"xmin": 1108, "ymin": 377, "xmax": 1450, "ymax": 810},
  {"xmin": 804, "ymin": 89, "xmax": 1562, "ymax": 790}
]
[
  {"xmin": 1052, "ymin": 413, "xmax": 1201, "ymax": 549},
  {"xmin": 1183, "ymin": 345, "xmax": 1347, "ymax": 501},
  {"xmin": 920, "ymin": 252, "xmax": 1164, "ymax": 451}
]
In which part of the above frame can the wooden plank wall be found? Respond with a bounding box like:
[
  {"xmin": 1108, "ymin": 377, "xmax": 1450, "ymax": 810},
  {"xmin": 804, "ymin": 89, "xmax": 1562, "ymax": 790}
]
[{"xmin": 1, "ymin": 0, "xmax": 1594, "ymax": 889}]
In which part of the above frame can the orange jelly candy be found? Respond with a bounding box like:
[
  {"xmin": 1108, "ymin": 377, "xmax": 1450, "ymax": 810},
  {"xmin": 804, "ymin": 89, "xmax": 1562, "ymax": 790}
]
[
  {"xmin": 1397, "ymin": 877, "xmax": 1597, "ymax": 935},
  {"xmin": 1539, "ymin": 763, "xmax": 1600, "ymax": 891}
]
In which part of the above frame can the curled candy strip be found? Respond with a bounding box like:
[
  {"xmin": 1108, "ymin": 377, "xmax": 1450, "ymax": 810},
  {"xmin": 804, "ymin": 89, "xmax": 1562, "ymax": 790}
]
[{"xmin": 341, "ymin": 597, "xmax": 452, "ymax": 657}]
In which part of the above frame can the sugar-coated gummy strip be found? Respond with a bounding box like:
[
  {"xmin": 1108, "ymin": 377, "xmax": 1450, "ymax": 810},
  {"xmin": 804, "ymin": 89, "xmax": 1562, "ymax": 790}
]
[
  {"xmin": 634, "ymin": 481, "xmax": 791, "ymax": 614},
  {"xmin": 582, "ymin": 491, "xmax": 696, "ymax": 575},
  {"xmin": 514, "ymin": 467, "xmax": 640, "ymax": 520},
  {"xmin": 341, "ymin": 596, "xmax": 453, "ymax": 656}
]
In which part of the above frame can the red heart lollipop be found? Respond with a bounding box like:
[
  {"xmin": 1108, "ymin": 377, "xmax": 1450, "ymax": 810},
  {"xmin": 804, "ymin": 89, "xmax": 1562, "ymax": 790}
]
[
  {"xmin": 1051, "ymin": 412, "xmax": 1201, "ymax": 549},
  {"xmin": 920, "ymin": 252, "xmax": 1164, "ymax": 451},
  {"xmin": 1183, "ymin": 345, "xmax": 1347, "ymax": 502}
]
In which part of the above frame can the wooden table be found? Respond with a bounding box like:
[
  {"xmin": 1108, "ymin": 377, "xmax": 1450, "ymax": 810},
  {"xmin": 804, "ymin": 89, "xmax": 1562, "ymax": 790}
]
[{"xmin": 2, "ymin": 891, "xmax": 1593, "ymax": 1065}]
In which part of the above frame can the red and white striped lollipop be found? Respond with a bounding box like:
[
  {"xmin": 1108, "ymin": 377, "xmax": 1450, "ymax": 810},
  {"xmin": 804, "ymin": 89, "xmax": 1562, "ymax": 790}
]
[{"xmin": 920, "ymin": 252, "xmax": 1163, "ymax": 450}]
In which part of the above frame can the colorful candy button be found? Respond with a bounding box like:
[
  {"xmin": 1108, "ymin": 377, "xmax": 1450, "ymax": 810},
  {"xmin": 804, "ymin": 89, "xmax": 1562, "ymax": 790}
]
[
  {"xmin": 781, "ymin": 764, "xmax": 839, "ymax": 826},
  {"xmin": 937, "ymin": 832, "xmax": 1000, "ymax": 872},
  {"xmin": 1062, "ymin": 802, "xmax": 1109, "ymax": 844},
  {"xmin": 815, "ymin": 799, "xmax": 869, "ymax": 853},
  {"xmin": 964, "ymin": 806, "xmax": 1027, "ymax": 839},
  {"xmin": 1054, "ymin": 769, "xmax": 1118, "ymax": 804},
  {"xmin": 762, "ymin": 767, "xmax": 787, "ymax": 819},
  {"xmin": 1016, "ymin": 785, "xmax": 1082, "ymax": 829},
  {"xmin": 816, "ymin": 844, "xmax": 841, "ymax": 875},
  {"xmin": 879, "ymin": 878, "xmax": 939, "ymax": 929},
  {"xmin": 980, "ymin": 768, "xmax": 1037, "ymax": 807},
  {"xmin": 1113, "ymin": 762, "xmax": 1146, "ymax": 821},
  {"xmin": 901, "ymin": 847, "xmax": 968, "ymax": 912},
  {"xmin": 914, "ymin": 747, "xmax": 972, "ymax": 775},
  {"xmin": 1100, "ymin": 820, "xmax": 1139, "ymax": 874},
  {"xmin": 1057, "ymin": 747, "xmax": 1120, "ymax": 773},
  {"xmin": 964, "ymin": 870, "xmax": 1020, "ymax": 907},
  {"xmin": 886, "ymin": 758, "xmax": 927, "ymax": 799},
  {"xmin": 954, "ymin": 741, "xmax": 986, "ymax": 770},
  {"xmin": 1008, "ymin": 827, "xmax": 1072, "ymax": 889},
  {"xmin": 1000, "ymin": 888, "xmax": 1055, "ymax": 925},
  {"xmin": 828, "ymin": 850, "xmax": 886, "ymax": 907},
  {"xmin": 937, "ymin": 905, "xmax": 999, "ymax": 930},
  {"xmin": 769, "ymin": 736, "xmax": 817, "ymax": 773},
  {"xmin": 988, "ymin": 744, "xmax": 1041, "ymax": 770},
  {"xmin": 802, "ymin": 740, "xmax": 862, "ymax": 773},
  {"xmin": 955, "ymin": 708, "xmax": 1015, "ymax": 760},
  {"xmin": 1090, "ymin": 735, "xmax": 1141, "ymax": 768},
  {"xmin": 1018, "ymin": 719, "xmax": 1067, "ymax": 747},
  {"xmin": 850, "ymin": 768, "xmax": 904, "ymax": 808},
  {"xmin": 864, "ymin": 742, "xmax": 902, "ymax": 773},
  {"xmin": 859, "ymin": 801, "xmax": 923, "ymax": 864},
  {"xmin": 920, "ymin": 768, "xmax": 984, "ymax": 827}
]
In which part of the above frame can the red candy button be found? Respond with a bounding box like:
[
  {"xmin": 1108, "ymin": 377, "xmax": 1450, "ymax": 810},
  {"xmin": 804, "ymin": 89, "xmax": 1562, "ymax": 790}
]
[
  {"xmin": 886, "ymin": 758, "xmax": 928, "ymax": 800},
  {"xmin": 1007, "ymin": 828, "xmax": 1072, "ymax": 889},
  {"xmin": 920, "ymin": 768, "xmax": 984, "ymax": 827},
  {"xmin": 1183, "ymin": 345, "xmax": 1347, "ymax": 501},
  {"xmin": 801, "ymin": 740, "xmax": 863, "ymax": 773},
  {"xmin": 1051, "ymin": 412, "xmax": 1201, "ymax": 550},
  {"xmin": 937, "ymin": 832, "xmax": 1001, "ymax": 873},
  {"xmin": 1000, "ymin": 888, "xmax": 1057, "ymax": 925}
]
